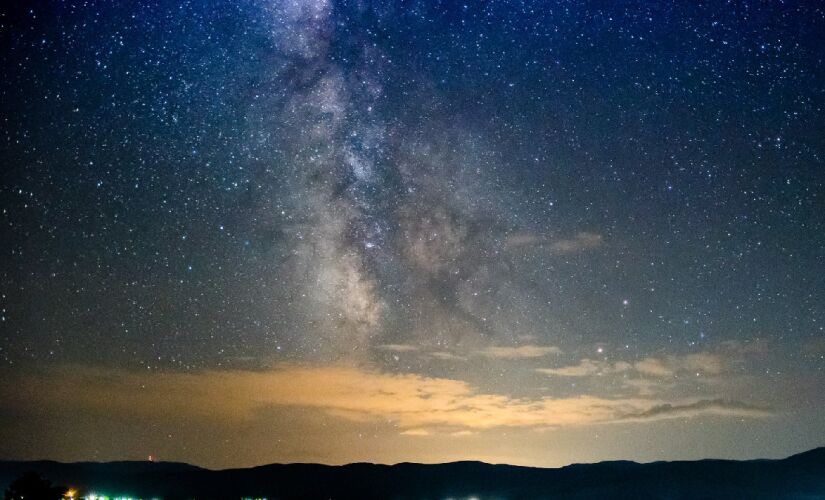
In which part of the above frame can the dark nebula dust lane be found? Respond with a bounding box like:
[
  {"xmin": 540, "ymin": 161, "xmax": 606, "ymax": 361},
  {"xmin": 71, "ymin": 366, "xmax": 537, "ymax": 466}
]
[{"xmin": 0, "ymin": 0, "xmax": 823, "ymax": 468}]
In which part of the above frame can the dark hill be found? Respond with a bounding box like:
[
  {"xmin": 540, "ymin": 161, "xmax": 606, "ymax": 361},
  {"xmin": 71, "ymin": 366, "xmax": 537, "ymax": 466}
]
[{"xmin": 1, "ymin": 448, "xmax": 823, "ymax": 499}]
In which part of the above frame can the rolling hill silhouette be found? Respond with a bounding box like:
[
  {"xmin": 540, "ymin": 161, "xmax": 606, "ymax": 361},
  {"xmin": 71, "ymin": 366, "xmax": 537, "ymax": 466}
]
[{"xmin": 2, "ymin": 447, "xmax": 824, "ymax": 499}]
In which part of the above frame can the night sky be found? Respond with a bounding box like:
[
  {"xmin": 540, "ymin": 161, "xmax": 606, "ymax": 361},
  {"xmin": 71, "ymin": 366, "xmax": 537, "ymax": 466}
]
[{"xmin": 1, "ymin": 0, "xmax": 824, "ymax": 468}]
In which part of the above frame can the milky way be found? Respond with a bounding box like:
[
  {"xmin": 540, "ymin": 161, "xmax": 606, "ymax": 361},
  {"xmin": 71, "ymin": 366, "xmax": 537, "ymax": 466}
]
[{"xmin": 1, "ymin": 0, "xmax": 824, "ymax": 467}]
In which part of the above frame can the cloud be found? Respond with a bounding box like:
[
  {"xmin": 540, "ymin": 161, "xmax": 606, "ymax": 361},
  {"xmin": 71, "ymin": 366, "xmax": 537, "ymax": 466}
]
[
  {"xmin": 1, "ymin": 365, "xmax": 770, "ymax": 436},
  {"xmin": 622, "ymin": 378, "xmax": 672, "ymax": 397},
  {"xmin": 504, "ymin": 231, "xmax": 603, "ymax": 255},
  {"xmin": 802, "ymin": 337, "xmax": 825, "ymax": 357},
  {"xmin": 376, "ymin": 344, "xmax": 420, "ymax": 353},
  {"xmin": 549, "ymin": 232, "xmax": 603, "ymax": 254},
  {"xmin": 720, "ymin": 339, "xmax": 770, "ymax": 356},
  {"xmin": 400, "ymin": 429, "xmax": 430, "ymax": 436},
  {"xmin": 632, "ymin": 358, "xmax": 672, "ymax": 377},
  {"xmin": 450, "ymin": 430, "xmax": 475, "ymax": 437},
  {"xmin": 477, "ymin": 345, "xmax": 562, "ymax": 359},
  {"xmin": 539, "ymin": 353, "xmax": 726, "ymax": 379},
  {"xmin": 634, "ymin": 353, "xmax": 724, "ymax": 377},
  {"xmin": 431, "ymin": 352, "xmax": 467, "ymax": 361},
  {"xmin": 621, "ymin": 399, "xmax": 770, "ymax": 421},
  {"xmin": 536, "ymin": 359, "xmax": 631, "ymax": 377},
  {"xmin": 504, "ymin": 232, "xmax": 541, "ymax": 247}
]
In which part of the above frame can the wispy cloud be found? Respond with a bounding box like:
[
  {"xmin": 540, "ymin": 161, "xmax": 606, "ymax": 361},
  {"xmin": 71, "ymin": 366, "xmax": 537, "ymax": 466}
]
[
  {"xmin": 375, "ymin": 344, "xmax": 420, "ymax": 353},
  {"xmin": 539, "ymin": 353, "xmax": 726, "ymax": 379},
  {"xmin": 430, "ymin": 351, "xmax": 468, "ymax": 361},
  {"xmin": 450, "ymin": 430, "xmax": 475, "ymax": 437},
  {"xmin": 400, "ymin": 429, "xmax": 431, "ymax": 436},
  {"xmin": 2, "ymin": 365, "xmax": 770, "ymax": 436},
  {"xmin": 634, "ymin": 353, "xmax": 724, "ymax": 377},
  {"xmin": 477, "ymin": 345, "xmax": 562, "ymax": 359},
  {"xmin": 549, "ymin": 232, "xmax": 603, "ymax": 254},
  {"xmin": 621, "ymin": 399, "xmax": 770, "ymax": 421},
  {"xmin": 622, "ymin": 377, "xmax": 673, "ymax": 397},
  {"xmin": 801, "ymin": 337, "xmax": 825, "ymax": 357},
  {"xmin": 505, "ymin": 231, "xmax": 604, "ymax": 255},
  {"xmin": 536, "ymin": 359, "xmax": 631, "ymax": 377}
]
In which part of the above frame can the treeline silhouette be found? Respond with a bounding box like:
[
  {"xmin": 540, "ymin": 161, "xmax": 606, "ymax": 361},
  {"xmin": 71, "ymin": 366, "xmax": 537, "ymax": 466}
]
[{"xmin": 4, "ymin": 471, "xmax": 66, "ymax": 500}]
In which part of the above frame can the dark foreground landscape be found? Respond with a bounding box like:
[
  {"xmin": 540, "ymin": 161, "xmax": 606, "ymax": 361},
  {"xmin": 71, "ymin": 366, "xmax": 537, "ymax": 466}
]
[{"xmin": 2, "ymin": 447, "xmax": 824, "ymax": 499}]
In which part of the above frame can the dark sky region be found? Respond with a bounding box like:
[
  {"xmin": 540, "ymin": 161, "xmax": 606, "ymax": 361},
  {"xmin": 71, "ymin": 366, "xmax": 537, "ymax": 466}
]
[{"xmin": 0, "ymin": 0, "xmax": 824, "ymax": 469}]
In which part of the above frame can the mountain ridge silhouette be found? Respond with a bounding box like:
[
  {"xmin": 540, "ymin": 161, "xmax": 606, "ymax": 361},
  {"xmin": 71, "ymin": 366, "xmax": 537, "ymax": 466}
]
[{"xmin": 2, "ymin": 447, "xmax": 824, "ymax": 499}]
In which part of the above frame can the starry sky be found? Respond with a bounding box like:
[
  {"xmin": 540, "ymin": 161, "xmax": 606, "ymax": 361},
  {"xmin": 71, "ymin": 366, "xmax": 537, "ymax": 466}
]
[{"xmin": 1, "ymin": 0, "xmax": 824, "ymax": 469}]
